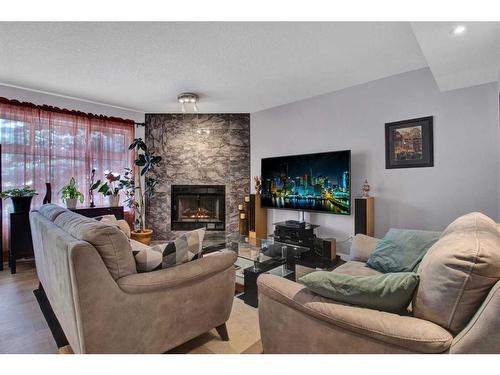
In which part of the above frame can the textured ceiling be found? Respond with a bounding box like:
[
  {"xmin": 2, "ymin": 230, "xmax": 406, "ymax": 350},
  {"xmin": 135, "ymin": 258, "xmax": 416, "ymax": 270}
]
[{"xmin": 0, "ymin": 22, "xmax": 498, "ymax": 113}]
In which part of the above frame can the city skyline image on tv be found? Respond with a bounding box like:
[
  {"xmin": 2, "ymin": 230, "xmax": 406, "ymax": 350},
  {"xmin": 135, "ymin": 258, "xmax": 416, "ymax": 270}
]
[{"xmin": 261, "ymin": 150, "xmax": 351, "ymax": 215}]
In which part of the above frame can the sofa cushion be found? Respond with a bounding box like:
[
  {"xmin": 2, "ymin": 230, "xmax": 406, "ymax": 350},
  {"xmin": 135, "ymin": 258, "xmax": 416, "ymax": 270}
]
[
  {"xmin": 366, "ymin": 229, "xmax": 441, "ymax": 273},
  {"xmin": 95, "ymin": 214, "xmax": 131, "ymax": 239},
  {"xmin": 333, "ymin": 261, "xmax": 383, "ymax": 277},
  {"xmin": 300, "ymin": 271, "xmax": 419, "ymax": 313},
  {"xmin": 414, "ymin": 212, "xmax": 500, "ymax": 334},
  {"xmin": 349, "ymin": 234, "xmax": 379, "ymax": 262},
  {"xmin": 54, "ymin": 211, "xmax": 136, "ymax": 280},
  {"xmin": 38, "ymin": 203, "xmax": 68, "ymax": 221}
]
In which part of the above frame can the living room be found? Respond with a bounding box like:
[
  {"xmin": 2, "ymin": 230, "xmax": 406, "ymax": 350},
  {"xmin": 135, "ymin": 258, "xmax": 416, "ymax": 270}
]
[{"xmin": 1, "ymin": 0, "xmax": 500, "ymax": 373}]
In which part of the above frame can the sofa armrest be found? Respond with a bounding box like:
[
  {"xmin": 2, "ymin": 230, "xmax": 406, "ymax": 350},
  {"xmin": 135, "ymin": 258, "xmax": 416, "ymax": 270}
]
[
  {"xmin": 450, "ymin": 280, "xmax": 500, "ymax": 353},
  {"xmin": 257, "ymin": 274, "xmax": 452, "ymax": 353},
  {"xmin": 117, "ymin": 251, "xmax": 237, "ymax": 294},
  {"xmin": 349, "ymin": 234, "xmax": 379, "ymax": 262}
]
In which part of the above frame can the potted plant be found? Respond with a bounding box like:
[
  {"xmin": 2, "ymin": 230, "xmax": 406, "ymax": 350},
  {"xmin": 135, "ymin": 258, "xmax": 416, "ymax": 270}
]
[
  {"xmin": 124, "ymin": 138, "xmax": 162, "ymax": 245},
  {"xmin": 59, "ymin": 177, "xmax": 84, "ymax": 209},
  {"xmin": 91, "ymin": 171, "xmax": 122, "ymax": 207},
  {"xmin": 0, "ymin": 186, "xmax": 38, "ymax": 213}
]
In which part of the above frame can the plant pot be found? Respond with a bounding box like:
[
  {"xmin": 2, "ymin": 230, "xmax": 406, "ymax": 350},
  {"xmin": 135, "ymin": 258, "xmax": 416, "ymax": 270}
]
[
  {"xmin": 11, "ymin": 196, "xmax": 34, "ymax": 213},
  {"xmin": 108, "ymin": 195, "xmax": 120, "ymax": 207},
  {"xmin": 131, "ymin": 229, "xmax": 153, "ymax": 245},
  {"xmin": 65, "ymin": 198, "xmax": 77, "ymax": 209}
]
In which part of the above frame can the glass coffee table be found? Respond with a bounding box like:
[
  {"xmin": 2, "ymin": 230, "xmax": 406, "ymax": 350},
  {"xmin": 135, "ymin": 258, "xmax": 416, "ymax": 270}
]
[{"xmin": 203, "ymin": 232, "xmax": 310, "ymax": 307}]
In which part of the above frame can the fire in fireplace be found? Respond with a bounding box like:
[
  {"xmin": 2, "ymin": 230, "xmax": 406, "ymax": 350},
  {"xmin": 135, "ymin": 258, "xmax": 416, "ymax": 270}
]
[{"xmin": 171, "ymin": 185, "xmax": 225, "ymax": 231}]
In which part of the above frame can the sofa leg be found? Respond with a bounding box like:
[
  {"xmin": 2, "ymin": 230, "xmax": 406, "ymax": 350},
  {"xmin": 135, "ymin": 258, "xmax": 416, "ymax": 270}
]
[{"xmin": 216, "ymin": 323, "xmax": 229, "ymax": 341}]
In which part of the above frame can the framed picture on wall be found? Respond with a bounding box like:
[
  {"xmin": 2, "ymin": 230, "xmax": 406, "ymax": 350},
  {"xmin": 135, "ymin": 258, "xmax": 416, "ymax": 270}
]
[{"xmin": 385, "ymin": 116, "xmax": 434, "ymax": 169}]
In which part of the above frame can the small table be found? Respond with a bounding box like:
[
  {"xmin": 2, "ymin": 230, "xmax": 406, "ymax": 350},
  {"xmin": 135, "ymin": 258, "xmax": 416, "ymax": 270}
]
[{"xmin": 204, "ymin": 233, "xmax": 311, "ymax": 307}]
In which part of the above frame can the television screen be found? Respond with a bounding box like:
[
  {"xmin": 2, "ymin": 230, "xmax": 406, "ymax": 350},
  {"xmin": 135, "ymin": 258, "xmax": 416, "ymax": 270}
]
[{"xmin": 261, "ymin": 150, "xmax": 351, "ymax": 215}]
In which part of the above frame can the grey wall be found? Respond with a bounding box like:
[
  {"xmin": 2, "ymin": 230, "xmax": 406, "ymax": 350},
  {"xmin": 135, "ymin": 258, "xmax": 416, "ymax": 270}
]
[
  {"xmin": 145, "ymin": 114, "xmax": 250, "ymax": 240},
  {"xmin": 251, "ymin": 68, "xmax": 499, "ymax": 255}
]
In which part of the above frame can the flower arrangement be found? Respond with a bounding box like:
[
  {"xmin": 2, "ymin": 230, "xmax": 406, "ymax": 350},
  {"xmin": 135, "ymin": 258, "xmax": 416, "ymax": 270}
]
[{"xmin": 92, "ymin": 171, "xmax": 122, "ymax": 196}]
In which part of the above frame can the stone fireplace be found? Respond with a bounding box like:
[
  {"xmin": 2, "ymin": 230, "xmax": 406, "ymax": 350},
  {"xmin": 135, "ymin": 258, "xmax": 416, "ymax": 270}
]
[
  {"xmin": 171, "ymin": 185, "xmax": 225, "ymax": 231},
  {"xmin": 145, "ymin": 113, "xmax": 250, "ymax": 239}
]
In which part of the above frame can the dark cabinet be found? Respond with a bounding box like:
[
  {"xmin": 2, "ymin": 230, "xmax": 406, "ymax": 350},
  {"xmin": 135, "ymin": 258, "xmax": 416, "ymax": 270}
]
[
  {"xmin": 9, "ymin": 212, "xmax": 34, "ymax": 274},
  {"xmin": 70, "ymin": 206, "xmax": 124, "ymax": 220}
]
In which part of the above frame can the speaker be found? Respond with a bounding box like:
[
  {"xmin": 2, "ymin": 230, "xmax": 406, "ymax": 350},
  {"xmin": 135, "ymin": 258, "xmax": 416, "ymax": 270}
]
[
  {"xmin": 248, "ymin": 194, "xmax": 256, "ymax": 232},
  {"xmin": 313, "ymin": 237, "xmax": 337, "ymax": 260},
  {"xmin": 354, "ymin": 197, "xmax": 374, "ymax": 236}
]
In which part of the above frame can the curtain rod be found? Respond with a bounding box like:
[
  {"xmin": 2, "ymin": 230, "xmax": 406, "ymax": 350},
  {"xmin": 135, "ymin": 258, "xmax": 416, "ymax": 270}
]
[{"xmin": 0, "ymin": 96, "xmax": 135, "ymax": 125}]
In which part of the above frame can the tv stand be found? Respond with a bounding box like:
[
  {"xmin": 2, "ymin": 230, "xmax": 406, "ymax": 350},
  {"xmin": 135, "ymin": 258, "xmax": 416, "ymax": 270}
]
[{"xmin": 272, "ymin": 221, "xmax": 338, "ymax": 267}]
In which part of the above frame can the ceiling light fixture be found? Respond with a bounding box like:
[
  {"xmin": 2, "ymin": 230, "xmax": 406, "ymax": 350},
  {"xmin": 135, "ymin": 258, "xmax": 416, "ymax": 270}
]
[
  {"xmin": 177, "ymin": 92, "xmax": 199, "ymax": 113},
  {"xmin": 451, "ymin": 25, "xmax": 466, "ymax": 36}
]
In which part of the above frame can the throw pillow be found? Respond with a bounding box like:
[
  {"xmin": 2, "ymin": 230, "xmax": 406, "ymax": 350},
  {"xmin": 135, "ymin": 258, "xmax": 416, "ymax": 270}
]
[
  {"xmin": 130, "ymin": 239, "xmax": 163, "ymax": 272},
  {"xmin": 366, "ymin": 229, "xmax": 440, "ymax": 273},
  {"xmin": 300, "ymin": 271, "xmax": 420, "ymax": 313},
  {"xmin": 160, "ymin": 228, "xmax": 206, "ymax": 268}
]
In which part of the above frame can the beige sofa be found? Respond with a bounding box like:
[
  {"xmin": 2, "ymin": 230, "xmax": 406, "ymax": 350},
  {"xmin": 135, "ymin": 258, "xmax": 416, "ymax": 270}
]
[
  {"xmin": 258, "ymin": 212, "xmax": 500, "ymax": 354},
  {"xmin": 30, "ymin": 204, "xmax": 236, "ymax": 353}
]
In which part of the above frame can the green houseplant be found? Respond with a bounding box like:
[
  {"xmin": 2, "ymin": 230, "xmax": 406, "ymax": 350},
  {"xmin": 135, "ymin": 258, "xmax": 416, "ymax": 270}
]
[
  {"xmin": 0, "ymin": 186, "xmax": 38, "ymax": 213},
  {"xmin": 59, "ymin": 177, "xmax": 84, "ymax": 209},
  {"xmin": 91, "ymin": 171, "xmax": 122, "ymax": 207},
  {"xmin": 126, "ymin": 138, "xmax": 162, "ymax": 245}
]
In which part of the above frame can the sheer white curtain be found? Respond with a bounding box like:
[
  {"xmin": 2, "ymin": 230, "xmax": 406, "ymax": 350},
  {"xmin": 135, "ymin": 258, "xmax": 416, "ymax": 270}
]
[{"xmin": 0, "ymin": 97, "xmax": 135, "ymax": 251}]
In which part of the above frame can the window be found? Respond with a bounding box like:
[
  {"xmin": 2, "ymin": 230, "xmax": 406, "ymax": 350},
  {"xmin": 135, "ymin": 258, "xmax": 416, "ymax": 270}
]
[{"xmin": 0, "ymin": 98, "xmax": 135, "ymax": 250}]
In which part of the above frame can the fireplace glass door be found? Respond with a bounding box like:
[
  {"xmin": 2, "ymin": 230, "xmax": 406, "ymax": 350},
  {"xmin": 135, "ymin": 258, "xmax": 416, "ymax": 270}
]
[{"xmin": 171, "ymin": 185, "xmax": 225, "ymax": 231}]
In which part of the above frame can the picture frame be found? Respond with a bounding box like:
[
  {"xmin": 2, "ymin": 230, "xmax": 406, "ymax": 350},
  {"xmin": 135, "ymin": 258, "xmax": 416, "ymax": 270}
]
[{"xmin": 385, "ymin": 116, "xmax": 433, "ymax": 169}]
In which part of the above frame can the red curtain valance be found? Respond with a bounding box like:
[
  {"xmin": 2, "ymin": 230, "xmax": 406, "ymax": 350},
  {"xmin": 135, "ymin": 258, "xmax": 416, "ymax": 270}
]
[{"xmin": 0, "ymin": 96, "xmax": 135, "ymax": 126}]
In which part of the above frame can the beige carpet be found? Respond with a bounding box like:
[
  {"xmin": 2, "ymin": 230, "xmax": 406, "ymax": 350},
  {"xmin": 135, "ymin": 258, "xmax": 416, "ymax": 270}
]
[{"xmin": 59, "ymin": 297, "xmax": 262, "ymax": 354}]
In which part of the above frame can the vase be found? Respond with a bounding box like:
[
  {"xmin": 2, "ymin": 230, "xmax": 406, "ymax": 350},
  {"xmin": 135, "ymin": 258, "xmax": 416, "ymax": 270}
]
[
  {"xmin": 11, "ymin": 196, "xmax": 34, "ymax": 213},
  {"xmin": 131, "ymin": 229, "xmax": 153, "ymax": 245},
  {"xmin": 108, "ymin": 195, "xmax": 120, "ymax": 207},
  {"xmin": 65, "ymin": 198, "xmax": 77, "ymax": 209}
]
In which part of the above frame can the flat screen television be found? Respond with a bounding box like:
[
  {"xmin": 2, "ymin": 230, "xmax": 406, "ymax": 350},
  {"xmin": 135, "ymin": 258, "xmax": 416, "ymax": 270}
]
[{"xmin": 261, "ymin": 150, "xmax": 351, "ymax": 215}]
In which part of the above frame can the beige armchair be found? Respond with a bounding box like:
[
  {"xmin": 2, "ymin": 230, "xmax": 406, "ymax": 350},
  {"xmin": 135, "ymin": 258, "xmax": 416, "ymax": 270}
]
[
  {"xmin": 258, "ymin": 212, "xmax": 500, "ymax": 354},
  {"xmin": 30, "ymin": 204, "xmax": 236, "ymax": 353}
]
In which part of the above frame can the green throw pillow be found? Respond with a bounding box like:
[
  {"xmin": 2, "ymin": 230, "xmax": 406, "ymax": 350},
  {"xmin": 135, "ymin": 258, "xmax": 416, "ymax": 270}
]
[
  {"xmin": 300, "ymin": 271, "xmax": 419, "ymax": 313},
  {"xmin": 366, "ymin": 229, "xmax": 441, "ymax": 273}
]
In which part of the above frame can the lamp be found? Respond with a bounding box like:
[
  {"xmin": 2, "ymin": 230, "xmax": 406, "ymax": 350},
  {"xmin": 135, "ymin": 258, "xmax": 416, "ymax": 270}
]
[{"xmin": 177, "ymin": 92, "xmax": 199, "ymax": 113}]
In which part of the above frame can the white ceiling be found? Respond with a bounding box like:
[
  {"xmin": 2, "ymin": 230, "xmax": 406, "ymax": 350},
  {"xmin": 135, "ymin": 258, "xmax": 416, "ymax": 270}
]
[
  {"xmin": 0, "ymin": 22, "xmax": 498, "ymax": 114},
  {"xmin": 411, "ymin": 22, "xmax": 500, "ymax": 91}
]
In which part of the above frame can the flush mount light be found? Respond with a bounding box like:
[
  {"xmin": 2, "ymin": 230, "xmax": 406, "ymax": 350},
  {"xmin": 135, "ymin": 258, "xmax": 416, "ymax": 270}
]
[
  {"xmin": 451, "ymin": 25, "xmax": 466, "ymax": 36},
  {"xmin": 177, "ymin": 92, "xmax": 199, "ymax": 113}
]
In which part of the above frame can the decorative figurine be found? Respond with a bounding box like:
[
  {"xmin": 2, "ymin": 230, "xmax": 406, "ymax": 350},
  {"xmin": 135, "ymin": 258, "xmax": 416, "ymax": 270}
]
[
  {"xmin": 89, "ymin": 168, "xmax": 96, "ymax": 207},
  {"xmin": 254, "ymin": 176, "xmax": 262, "ymax": 195},
  {"xmin": 362, "ymin": 179, "xmax": 371, "ymax": 198}
]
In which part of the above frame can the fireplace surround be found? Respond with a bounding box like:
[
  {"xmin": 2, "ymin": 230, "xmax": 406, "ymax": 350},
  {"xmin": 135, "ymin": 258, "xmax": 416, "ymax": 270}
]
[
  {"xmin": 145, "ymin": 113, "xmax": 250, "ymax": 239},
  {"xmin": 171, "ymin": 185, "xmax": 226, "ymax": 231}
]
